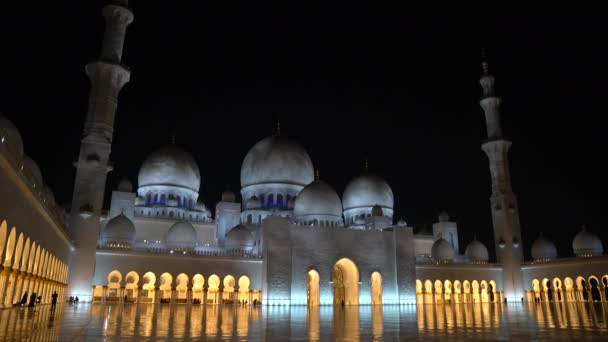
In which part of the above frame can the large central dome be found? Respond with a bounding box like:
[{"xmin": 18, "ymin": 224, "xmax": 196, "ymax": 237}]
[
  {"xmin": 342, "ymin": 174, "xmax": 394, "ymax": 211},
  {"xmin": 138, "ymin": 145, "xmax": 201, "ymax": 192},
  {"xmin": 240, "ymin": 135, "xmax": 314, "ymax": 188}
]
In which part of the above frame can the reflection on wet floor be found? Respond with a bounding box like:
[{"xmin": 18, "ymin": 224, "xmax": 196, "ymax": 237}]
[{"xmin": 0, "ymin": 301, "xmax": 607, "ymax": 341}]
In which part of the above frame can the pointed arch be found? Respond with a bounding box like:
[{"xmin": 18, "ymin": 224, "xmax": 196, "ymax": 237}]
[
  {"xmin": 333, "ymin": 258, "xmax": 359, "ymax": 305},
  {"xmin": 0, "ymin": 220, "xmax": 7, "ymax": 262},
  {"xmin": 3, "ymin": 226, "xmax": 16, "ymax": 266},
  {"xmin": 307, "ymin": 270, "xmax": 320, "ymax": 306},
  {"xmin": 371, "ymin": 272, "xmax": 382, "ymax": 305}
]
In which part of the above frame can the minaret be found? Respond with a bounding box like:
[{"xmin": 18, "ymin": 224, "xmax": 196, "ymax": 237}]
[
  {"xmin": 66, "ymin": 1, "xmax": 133, "ymax": 300},
  {"xmin": 479, "ymin": 49, "xmax": 524, "ymax": 301}
]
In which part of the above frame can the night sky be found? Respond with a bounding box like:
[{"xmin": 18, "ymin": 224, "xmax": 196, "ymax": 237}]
[{"xmin": 1, "ymin": 2, "xmax": 606, "ymax": 260}]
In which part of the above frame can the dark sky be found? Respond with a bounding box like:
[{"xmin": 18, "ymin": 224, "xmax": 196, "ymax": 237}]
[{"xmin": 1, "ymin": 2, "xmax": 606, "ymax": 260}]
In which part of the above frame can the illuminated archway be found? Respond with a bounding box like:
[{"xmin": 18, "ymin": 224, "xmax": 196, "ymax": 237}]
[
  {"xmin": 602, "ymin": 275, "xmax": 608, "ymax": 302},
  {"xmin": 588, "ymin": 276, "xmax": 601, "ymax": 302},
  {"xmin": 107, "ymin": 270, "xmax": 122, "ymax": 301},
  {"xmin": 223, "ymin": 275, "xmax": 236, "ymax": 303},
  {"xmin": 472, "ymin": 280, "xmax": 480, "ymax": 303},
  {"xmin": 443, "ymin": 280, "xmax": 452, "ymax": 303},
  {"xmin": 4, "ymin": 231, "xmax": 24, "ymax": 306},
  {"xmin": 307, "ymin": 270, "xmax": 320, "ymax": 306},
  {"xmin": 175, "ymin": 273, "xmax": 189, "ymax": 302},
  {"xmin": 192, "ymin": 274, "xmax": 205, "ymax": 304},
  {"xmin": 142, "ymin": 272, "xmax": 156, "ymax": 302},
  {"xmin": 489, "ymin": 280, "xmax": 497, "ymax": 302},
  {"xmin": 371, "ymin": 272, "xmax": 382, "ymax": 305},
  {"xmin": 576, "ymin": 276, "xmax": 588, "ymax": 301},
  {"xmin": 125, "ymin": 271, "xmax": 139, "ymax": 302},
  {"xmin": 159, "ymin": 272, "xmax": 173, "ymax": 302},
  {"xmin": 0, "ymin": 220, "xmax": 7, "ymax": 262},
  {"xmin": 542, "ymin": 278, "xmax": 552, "ymax": 302},
  {"xmin": 552, "ymin": 278, "xmax": 563, "ymax": 302},
  {"xmin": 463, "ymin": 280, "xmax": 471, "ymax": 303},
  {"xmin": 238, "ymin": 275, "xmax": 251, "ymax": 304},
  {"xmin": 333, "ymin": 258, "xmax": 359, "ymax": 305},
  {"xmin": 434, "ymin": 280, "xmax": 443, "ymax": 304},
  {"xmin": 564, "ymin": 277, "xmax": 575, "ymax": 302},
  {"xmin": 480, "ymin": 280, "xmax": 488, "ymax": 303},
  {"xmin": 415, "ymin": 280, "xmax": 423, "ymax": 304},
  {"xmin": 208, "ymin": 274, "xmax": 220, "ymax": 304},
  {"xmin": 3, "ymin": 227, "xmax": 16, "ymax": 266},
  {"xmin": 454, "ymin": 280, "xmax": 462, "ymax": 303}
]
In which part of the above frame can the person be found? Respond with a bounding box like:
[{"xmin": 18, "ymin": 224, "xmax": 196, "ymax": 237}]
[
  {"xmin": 69, "ymin": 296, "xmax": 74, "ymax": 303},
  {"xmin": 341, "ymin": 299, "xmax": 345, "ymax": 307},
  {"xmin": 51, "ymin": 291, "xmax": 58, "ymax": 311},
  {"xmin": 74, "ymin": 296, "xmax": 79, "ymax": 303},
  {"xmin": 21, "ymin": 292, "xmax": 28, "ymax": 306},
  {"xmin": 28, "ymin": 293, "xmax": 36, "ymax": 307},
  {"xmin": 124, "ymin": 295, "xmax": 128, "ymax": 303}
]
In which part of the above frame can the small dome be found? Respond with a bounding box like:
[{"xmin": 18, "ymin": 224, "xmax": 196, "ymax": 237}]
[
  {"xmin": 371, "ymin": 204, "xmax": 383, "ymax": 217},
  {"xmin": 166, "ymin": 221, "xmax": 197, "ymax": 249},
  {"xmin": 397, "ymin": 218, "xmax": 407, "ymax": 227},
  {"xmin": 0, "ymin": 113, "xmax": 24, "ymax": 161},
  {"xmin": 342, "ymin": 174, "xmax": 394, "ymax": 212},
  {"xmin": 24, "ymin": 155, "xmax": 43, "ymax": 186},
  {"xmin": 531, "ymin": 234, "xmax": 558, "ymax": 261},
  {"xmin": 118, "ymin": 178, "xmax": 133, "ymax": 192},
  {"xmin": 138, "ymin": 145, "xmax": 200, "ymax": 192},
  {"xmin": 134, "ymin": 196, "xmax": 145, "ymax": 206},
  {"xmin": 222, "ymin": 190, "xmax": 236, "ymax": 202},
  {"xmin": 246, "ymin": 196, "xmax": 260, "ymax": 209},
  {"xmin": 102, "ymin": 214, "xmax": 136, "ymax": 247},
  {"xmin": 465, "ymin": 239, "xmax": 489, "ymax": 263},
  {"xmin": 196, "ymin": 200, "xmax": 206, "ymax": 211},
  {"xmin": 573, "ymin": 227, "xmax": 604, "ymax": 257},
  {"xmin": 294, "ymin": 180, "xmax": 342, "ymax": 218},
  {"xmin": 431, "ymin": 238, "xmax": 455, "ymax": 262},
  {"xmin": 240, "ymin": 135, "xmax": 314, "ymax": 188},
  {"xmin": 438, "ymin": 211, "xmax": 450, "ymax": 222},
  {"xmin": 225, "ymin": 224, "xmax": 255, "ymax": 248}
]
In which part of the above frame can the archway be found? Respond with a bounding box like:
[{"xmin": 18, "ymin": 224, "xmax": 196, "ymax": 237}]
[
  {"xmin": 371, "ymin": 272, "xmax": 382, "ymax": 305},
  {"xmin": 472, "ymin": 280, "xmax": 480, "ymax": 303},
  {"xmin": 333, "ymin": 258, "xmax": 359, "ymax": 305},
  {"xmin": 176, "ymin": 273, "xmax": 189, "ymax": 303},
  {"xmin": 424, "ymin": 280, "xmax": 433, "ymax": 304},
  {"xmin": 125, "ymin": 271, "xmax": 139, "ymax": 302},
  {"xmin": 307, "ymin": 270, "xmax": 320, "ymax": 306},
  {"xmin": 576, "ymin": 276, "xmax": 588, "ymax": 301},
  {"xmin": 238, "ymin": 276, "xmax": 250, "ymax": 304},
  {"xmin": 489, "ymin": 280, "xmax": 497, "ymax": 302},
  {"xmin": 602, "ymin": 276, "xmax": 608, "ymax": 302},
  {"xmin": 208, "ymin": 274, "xmax": 220, "ymax": 304},
  {"xmin": 192, "ymin": 274, "xmax": 204, "ymax": 304},
  {"xmin": 552, "ymin": 278, "xmax": 562, "ymax": 302},
  {"xmin": 564, "ymin": 277, "xmax": 575, "ymax": 302},
  {"xmin": 434, "ymin": 280, "xmax": 443, "ymax": 304},
  {"xmin": 107, "ymin": 270, "xmax": 122, "ymax": 302},
  {"xmin": 463, "ymin": 280, "xmax": 471, "ymax": 303},
  {"xmin": 223, "ymin": 275, "xmax": 236, "ymax": 304},
  {"xmin": 589, "ymin": 276, "xmax": 601, "ymax": 302},
  {"xmin": 159, "ymin": 272, "xmax": 173, "ymax": 303},
  {"xmin": 0, "ymin": 221, "xmax": 7, "ymax": 262},
  {"xmin": 443, "ymin": 280, "xmax": 452, "ymax": 303},
  {"xmin": 142, "ymin": 272, "xmax": 156, "ymax": 303},
  {"xmin": 415, "ymin": 280, "xmax": 423, "ymax": 304},
  {"xmin": 480, "ymin": 280, "xmax": 488, "ymax": 303}
]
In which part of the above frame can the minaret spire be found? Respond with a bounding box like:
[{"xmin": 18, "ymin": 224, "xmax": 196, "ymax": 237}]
[
  {"xmin": 479, "ymin": 48, "xmax": 524, "ymax": 302},
  {"xmin": 67, "ymin": 0, "xmax": 133, "ymax": 300}
]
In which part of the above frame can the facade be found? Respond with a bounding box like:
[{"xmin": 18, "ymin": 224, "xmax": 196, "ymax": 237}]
[{"xmin": 0, "ymin": 0, "xmax": 607, "ymax": 308}]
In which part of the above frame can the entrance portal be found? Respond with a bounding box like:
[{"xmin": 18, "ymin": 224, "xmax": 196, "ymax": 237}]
[
  {"xmin": 307, "ymin": 270, "xmax": 320, "ymax": 306},
  {"xmin": 371, "ymin": 272, "xmax": 382, "ymax": 305},
  {"xmin": 333, "ymin": 258, "xmax": 359, "ymax": 306}
]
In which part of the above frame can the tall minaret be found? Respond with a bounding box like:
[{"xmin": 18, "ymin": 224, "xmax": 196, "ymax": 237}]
[
  {"xmin": 479, "ymin": 49, "xmax": 524, "ymax": 301},
  {"xmin": 66, "ymin": 1, "xmax": 133, "ymax": 300}
]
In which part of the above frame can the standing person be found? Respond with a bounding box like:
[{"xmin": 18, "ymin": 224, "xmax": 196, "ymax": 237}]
[
  {"xmin": 28, "ymin": 293, "xmax": 36, "ymax": 307},
  {"xmin": 51, "ymin": 291, "xmax": 58, "ymax": 311},
  {"xmin": 20, "ymin": 291, "xmax": 28, "ymax": 306}
]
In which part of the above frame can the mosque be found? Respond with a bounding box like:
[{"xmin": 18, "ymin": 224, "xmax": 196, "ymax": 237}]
[{"xmin": 0, "ymin": 0, "xmax": 607, "ymax": 308}]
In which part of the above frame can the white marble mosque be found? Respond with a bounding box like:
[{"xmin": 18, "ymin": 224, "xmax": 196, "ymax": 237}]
[{"xmin": 0, "ymin": 0, "xmax": 607, "ymax": 310}]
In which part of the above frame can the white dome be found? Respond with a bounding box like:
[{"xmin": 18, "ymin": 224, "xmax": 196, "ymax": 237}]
[
  {"xmin": 0, "ymin": 113, "xmax": 24, "ymax": 161},
  {"xmin": 573, "ymin": 228, "xmax": 603, "ymax": 257},
  {"xmin": 294, "ymin": 180, "xmax": 342, "ymax": 218},
  {"xmin": 246, "ymin": 196, "xmax": 260, "ymax": 209},
  {"xmin": 431, "ymin": 238, "xmax": 454, "ymax": 262},
  {"xmin": 138, "ymin": 145, "xmax": 200, "ymax": 192},
  {"xmin": 531, "ymin": 234, "xmax": 558, "ymax": 261},
  {"xmin": 24, "ymin": 155, "xmax": 43, "ymax": 186},
  {"xmin": 465, "ymin": 239, "xmax": 489, "ymax": 263},
  {"xmin": 342, "ymin": 174, "xmax": 394, "ymax": 211},
  {"xmin": 222, "ymin": 190, "xmax": 236, "ymax": 202},
  {"xmin": 225, "ymin": 224, "xmax": 255, "ymax": 248},
  {"xmin": 166, "ymin": 220, "xmax": 197, "ymax": 249},
  {"xmin": 371, "ymin": 204, "xmax": 383, "ymax": 217},
  {"xmin": 240, "ymin": 135, "xmax": 314, "ymax": 188},
  {"xmin": 118, "ymin": 178, "xmax": 133, "ymax": 192},
  {"xmin": 102, "ymin": 214, "xmax": 136, "ymax": 246}
]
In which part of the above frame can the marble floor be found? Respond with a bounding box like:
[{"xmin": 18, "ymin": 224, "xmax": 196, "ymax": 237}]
[{"xmin": 0, "ymin": 301, "xmax": 607, "ymax": 341}]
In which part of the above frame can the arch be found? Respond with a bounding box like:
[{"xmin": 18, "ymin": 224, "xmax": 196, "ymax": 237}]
[
  {"xmin": 489, "ymin": 280, "xmax": 497, "ymax": 302},
  {"xmin": 124, "ymin": 271, "xmax": 139, "ymax": 302},
  {"xmin": 192, "ymin": 274, "xmax": 205, "ymax": 304},
  {"xmin": 176, "ymin": 273, "xmax": 189, "ymax": 302},
  {"xmin": 307, "ymin": 270, "xmax": 320, "ymax": 306},
  {"xmin": 588, "ymin": 276, "xmax": 601, "ymax": 302},
  {"xmin": 267, "ymin": 194, "xmax": 274, "ymax": 208},
  {"xmin": 39, "ymin": 249, "xmax": 47, "ymax": 277},
  {"xmin": 444, "ymin": 280, "xmax": 452, "ymax": 302},
  {"xmin": 480, "ymin": 280, "xmax": 489, "ymax": 302},
  {"xmin": 107, "ymin": 270, "xmax": 122, "ymax": 301},
  {"xmin": 11, "ymin": 232, "xmax": 24, "ymax": 269},
  {"xmin": 141, "ymin": 272, "xmax": 156, "ymax": 302},
  {"xmin": 602, "ymin": 275, "xmax": 608, "ymax": 302},
  {"xmin": 26, "ymin": 242, "xmax": 36, "ymax": 273},
  {"xmin": 207, "ymin": 274, "xmax": 221, "ymax": 305},
  {"xmin": 238, "ymin": 275, "xmax": 251, "ymax": 303},
  {"xmin": 333, "ymin": 258, "xmax": 359, "ymax": 305},
  {"xmin": 159, "ymin": 272, "xmax": 173, "ymax": 301},
  {"xmin": 371, "ymin": 272, "xmax": 382, "ymax": 305},
  {"xmin": 454, "ymin": 280, "xmax": 462, "ymax": 303},
  {"xmin": 3, "ymin": 226, "xmax": 16, "ymax": 266},
  {"xmin": 0, "ymin": 220, "xmax": 6, "ymax": 262},
  {"xmin": 223, "ymin": 275, "xmax": 236, "ymax": 303},
  {"xmin": 472, "ymin": 280, "xmax": 480, "ymax": 303},
  {"xmin": 552, "ymin": 277, "xmax": 563, "ymax": 302}
]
